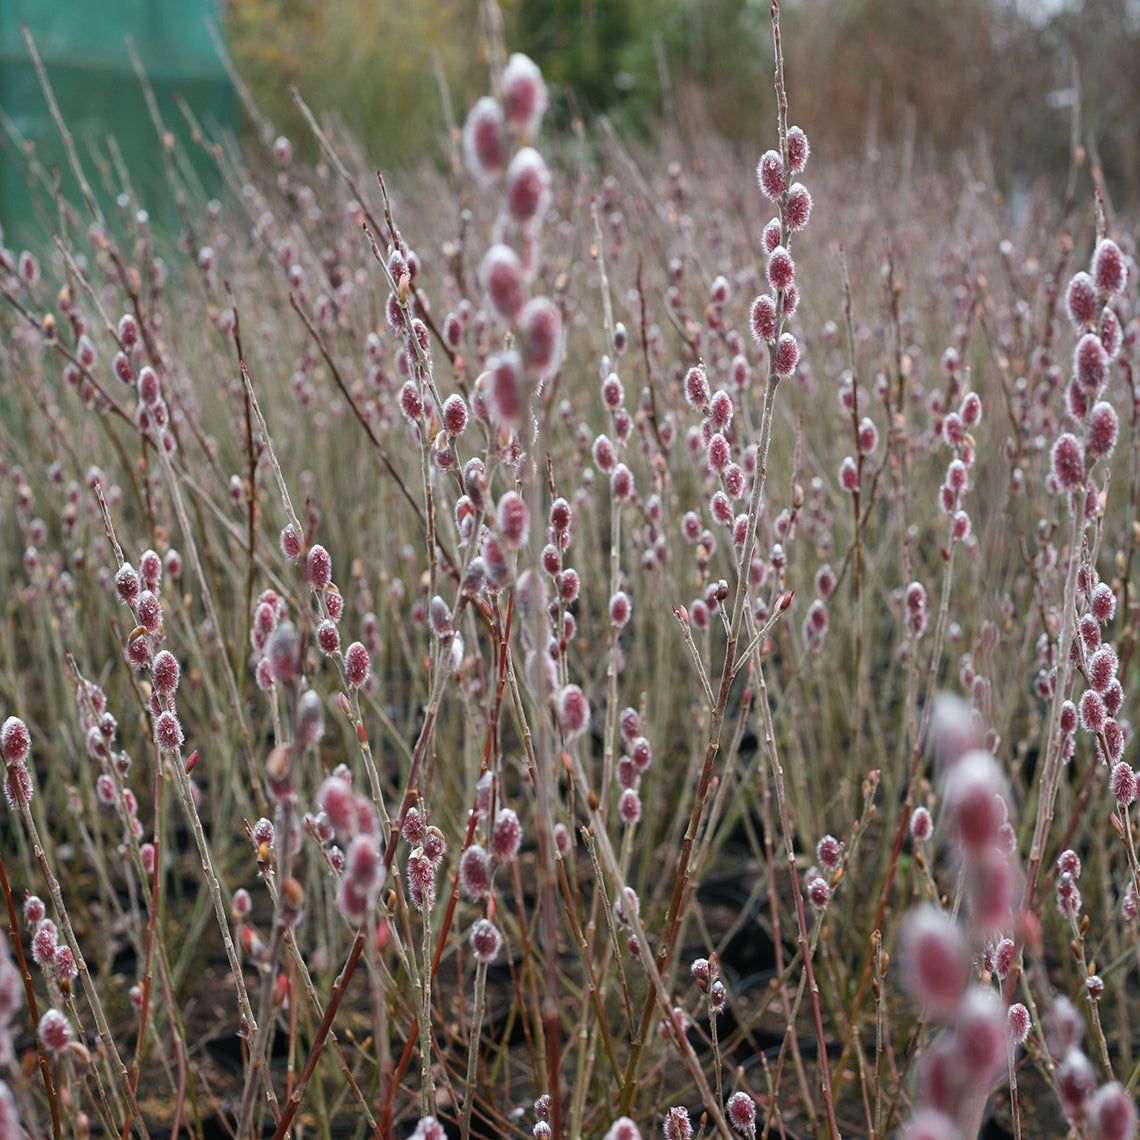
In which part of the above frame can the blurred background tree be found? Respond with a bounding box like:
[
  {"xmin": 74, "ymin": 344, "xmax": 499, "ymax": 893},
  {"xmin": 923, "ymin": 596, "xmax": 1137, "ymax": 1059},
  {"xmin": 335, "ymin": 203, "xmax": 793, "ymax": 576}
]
[{"xmin": 222, "ymin": 0, "xmax": 1140, "ymax": 204}]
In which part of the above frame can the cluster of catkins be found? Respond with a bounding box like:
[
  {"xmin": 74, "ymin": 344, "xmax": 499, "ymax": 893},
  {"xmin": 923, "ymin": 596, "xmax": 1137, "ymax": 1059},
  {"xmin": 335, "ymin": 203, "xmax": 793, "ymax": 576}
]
[
  {"xmin": 394, "ymin": 53, "xmax": 597, "ymax": 741},
  {"xmin": 106, "ymin": 306, "xmax": 180, "ymax": 457},
  {"xmin": 642, "ymin": 129, "xmax": 814, "ymax": 647},
  {"xmin": 636, "ymin": 956, "xmax": 758, "ymax": 1140},
  {"xmin": 3, "ymin": 227, "xmax": 178, "ymax": 447},
  {"xmin": 269, "ymin": 536, "xmax": 372, "ymax": 694},
  {"xmin": 897, "ymin": 711, "xmax": 1025, "ymax": 1139},
  {"xmin": 310, "ymin": 768, "xmax": 385, "ymax": 924},
  {"xmin": 22, "ymin": 896, "xmax": 83, "ymax": 1063},
  {"xmin": 1037, "ymin": 241, "xmax": 1135, "ymax": 792},
  {"xmin": 894, "ymin": 384, "xmax": 984, "ymax": 663},
  {"xmin": 898, "ymin": 701, "xmax": 1137, "ymax": 1140},
  {"xmin": 456, "ymin": 773, "xmax": 523, "ymax": 960},
  {"xmin": 1048, "ymin": 238, "xmax": 1127, "ymax": 505},
  {"xmin": 751, "ymin": 127, "xmax": 812, "ymax": 367},
  {"xmin": 1066, "ymin": 564, "xmax": 1133, "ymax": 799},
  {"xmin": 0, "ymin": 799, "xmax": 91, "ymax": 1138},
  {"xmin": 7, "ymin": 890, "xmax": 90, "ymax": 1135},
  {"xmin": 680, "ymin": 363, "xmax": 767, "ymax": 630},
  {"xmin": 456, "ymin": 52, "xmax": 562, "ymax": 433},
  {"xmin": 612, "ymin": 705, "xmax": 653, "ymax": 829},
  {"xmin": 114, "ymin": 537, "xmax": 205, "ymax": 789},
  {"xmin": 257, "ymin": 534, "xmax": 389, "ymax": 915}
]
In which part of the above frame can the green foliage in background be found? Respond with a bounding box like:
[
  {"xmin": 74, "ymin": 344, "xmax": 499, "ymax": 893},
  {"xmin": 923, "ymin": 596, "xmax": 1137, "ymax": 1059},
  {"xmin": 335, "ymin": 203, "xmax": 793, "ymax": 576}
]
[
  {"xmin": 224, "ymin": 0, "xmax": 1140, "ymax": 202},
  {"xmin": 512, "ymin": 0, "xmax": 635, "ymax": 118},
  {"xmin": 226, "ymin": 0, "xmax": 485, "ymax": 168}
]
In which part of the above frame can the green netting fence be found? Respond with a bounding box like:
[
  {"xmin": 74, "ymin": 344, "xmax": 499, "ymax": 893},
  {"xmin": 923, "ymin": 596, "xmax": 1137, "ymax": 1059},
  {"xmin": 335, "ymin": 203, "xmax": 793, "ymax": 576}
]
[{"xmin": 0, "ymin": 0, "xmax": 235, "ymax": 247}]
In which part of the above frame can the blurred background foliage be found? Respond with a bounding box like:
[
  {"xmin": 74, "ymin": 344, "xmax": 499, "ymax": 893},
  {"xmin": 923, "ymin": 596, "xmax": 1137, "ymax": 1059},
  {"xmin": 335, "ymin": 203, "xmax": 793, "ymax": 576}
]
[{"xmin": 223, "ymin": 0, "xmax": 1139, "ymax": 199}]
